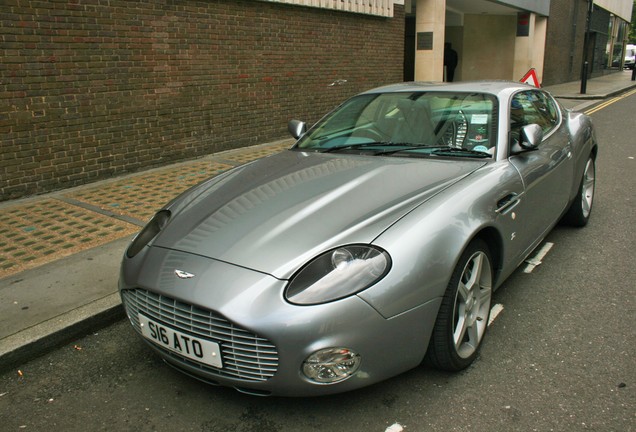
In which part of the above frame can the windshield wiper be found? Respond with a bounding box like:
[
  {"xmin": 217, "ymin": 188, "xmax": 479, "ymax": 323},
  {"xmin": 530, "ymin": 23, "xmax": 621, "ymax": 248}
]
[
  {"xmin": 320, "ymin": 142, "xmax": 491, "ymax": 158},
  {"xmin": 321, "ymin": 142, "xmax": 415, "ymax": 153},
  {"xmin": 373, "ymin": 145, "xmax": 428, "ymax": 156},
  {"xmin": 429, "ymin": 147, "xmax": 491, "ymax": 158}
]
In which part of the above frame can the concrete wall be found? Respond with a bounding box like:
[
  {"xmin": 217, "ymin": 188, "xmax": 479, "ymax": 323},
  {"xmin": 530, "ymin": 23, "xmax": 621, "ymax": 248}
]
[
  {"xmin": 1, "ymin": 0, "xmax": 405, "ymax": 201},
  {"xmin": 594, "ymin": 0, "xmax": 633, "ymax": 21},
  {"xmin": 414, "ymin": 0, "xmax": 446, "ymax": 81},
  {"xmin": 532, "ymin": 17, "xmax": 548, "ymax": 82},
  {"xmin": 461, "ymin": 15, "xmax": 517, "ymax": 81},
  {"xmin": 501, "ymin": 0, "xmax": 551, "ymax": 16},
  {"xmin": 513, "ymin": 14, "xmax": 547, "ymax": 83}
]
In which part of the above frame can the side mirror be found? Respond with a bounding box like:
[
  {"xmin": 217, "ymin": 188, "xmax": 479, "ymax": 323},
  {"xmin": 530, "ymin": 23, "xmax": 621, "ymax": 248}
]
[
  {"xmin": 511, "ymin": 124, "xmax": 543, "ymax": 154},
  {"xmin": 520, "ymin": 124, "xmax": 543, "ymax": 149},
  {"xmin": 288, "ymin": 119, "xmax": 307, "ymax": 140}
]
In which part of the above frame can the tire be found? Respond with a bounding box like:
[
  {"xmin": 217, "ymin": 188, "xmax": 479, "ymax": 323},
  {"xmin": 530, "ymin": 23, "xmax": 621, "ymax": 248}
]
[
  {"xmin": 562, "ymin": 156, "xmax": 595, "ymax": 227},
  {"xmin": 426, "ymin": 239, "xmax": 493, "ymax": 371}
]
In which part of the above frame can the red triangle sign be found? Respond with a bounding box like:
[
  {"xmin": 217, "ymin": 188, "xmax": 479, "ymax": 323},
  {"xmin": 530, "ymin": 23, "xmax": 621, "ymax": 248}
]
[{"xmin": 520, "ymin": 68, "xmax": 540, "ymax": 87}]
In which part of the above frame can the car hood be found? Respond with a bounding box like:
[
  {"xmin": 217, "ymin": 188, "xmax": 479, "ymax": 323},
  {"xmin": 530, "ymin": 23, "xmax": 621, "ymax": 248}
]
[{"xmin": 153, "ymin": 150, "xmax": 485, "ymax": 279}]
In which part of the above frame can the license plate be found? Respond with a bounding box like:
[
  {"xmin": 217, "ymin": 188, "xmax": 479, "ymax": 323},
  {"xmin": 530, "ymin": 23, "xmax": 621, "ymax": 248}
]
[{"xmin": 138, "ymin": 314, "xmax": 222, "ymax": 369}]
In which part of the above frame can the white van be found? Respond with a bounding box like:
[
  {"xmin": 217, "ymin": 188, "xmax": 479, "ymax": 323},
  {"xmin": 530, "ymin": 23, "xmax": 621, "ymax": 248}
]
[{"xmin": 625, "ymin": 44, "xmax": 635, "ymax": 70}]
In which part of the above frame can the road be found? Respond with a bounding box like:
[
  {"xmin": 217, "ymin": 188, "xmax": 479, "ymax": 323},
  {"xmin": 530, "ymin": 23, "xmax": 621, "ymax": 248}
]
[{"xmin": 1, "ymin": 92, "xmax": 635, "ymax": 432}]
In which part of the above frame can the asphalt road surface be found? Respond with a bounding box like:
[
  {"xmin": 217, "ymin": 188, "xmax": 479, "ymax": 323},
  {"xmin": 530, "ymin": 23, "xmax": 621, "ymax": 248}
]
[{"xmin": 1, "ymin": 92, "xmax": 634, "ymax": 432}]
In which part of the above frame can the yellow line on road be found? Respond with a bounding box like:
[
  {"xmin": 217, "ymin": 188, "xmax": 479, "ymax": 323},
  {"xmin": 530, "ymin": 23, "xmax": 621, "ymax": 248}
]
[{"xmin": 585, "ymin": 88, "xmax": 636, "ymax": 115}]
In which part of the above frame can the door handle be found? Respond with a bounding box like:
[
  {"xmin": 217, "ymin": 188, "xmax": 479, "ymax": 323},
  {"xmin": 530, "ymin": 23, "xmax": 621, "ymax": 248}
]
[{"xmin": 496, "ymin": 193, "xmax": 520, "ymax": 214}]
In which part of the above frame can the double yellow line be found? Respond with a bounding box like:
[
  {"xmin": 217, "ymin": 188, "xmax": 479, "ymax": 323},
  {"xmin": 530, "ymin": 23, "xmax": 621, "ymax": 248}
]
[{"xmin": 585, "ymin": 88, "xmax": 636, "ymax": 115}]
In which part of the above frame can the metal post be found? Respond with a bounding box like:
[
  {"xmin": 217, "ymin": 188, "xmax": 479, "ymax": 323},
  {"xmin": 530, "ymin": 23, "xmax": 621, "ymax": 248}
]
[
  {"xmin": 632, "ymin": 66, "xmax": 636, "ymax": 81},
  {"xmin": 580, "ymin": 0, "xmax": 593, "ymax": 94}
]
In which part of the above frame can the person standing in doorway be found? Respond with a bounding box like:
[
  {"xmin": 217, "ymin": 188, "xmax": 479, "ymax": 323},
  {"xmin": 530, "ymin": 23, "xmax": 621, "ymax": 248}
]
[{"xmin": 444, "ymin": 43, "xmax": 458, "ymax": 82}]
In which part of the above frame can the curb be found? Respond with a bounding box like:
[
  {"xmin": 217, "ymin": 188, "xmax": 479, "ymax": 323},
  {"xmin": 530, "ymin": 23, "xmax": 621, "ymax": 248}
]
[
  {"xmin": 551, "ymin": 82, "xmax": 636, "ymax": 100},
  {"xmin": 0, "ymin": 293, "xmax": 124, "ymax": 372}
]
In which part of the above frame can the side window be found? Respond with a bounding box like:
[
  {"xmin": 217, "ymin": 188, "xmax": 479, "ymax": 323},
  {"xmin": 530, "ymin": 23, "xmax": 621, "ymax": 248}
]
[
  {"xmin": 510, "ymin": 91, "xmax": 559, "ymax": 145},
  {"xmin": 541, "ymin": 93, "xmax": 560, "ymax": 129}
]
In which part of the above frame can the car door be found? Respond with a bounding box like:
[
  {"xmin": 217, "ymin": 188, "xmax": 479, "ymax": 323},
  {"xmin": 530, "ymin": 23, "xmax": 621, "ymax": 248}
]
[{"xmin": 507, "ymin": 90, "xmax": 574, "ymax": 253}]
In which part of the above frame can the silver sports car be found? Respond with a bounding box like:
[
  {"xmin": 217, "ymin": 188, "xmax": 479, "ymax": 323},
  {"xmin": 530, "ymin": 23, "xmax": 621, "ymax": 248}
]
[{"xmin": 119, "ymin": 81, "xmax": 597, "ymax": 396}]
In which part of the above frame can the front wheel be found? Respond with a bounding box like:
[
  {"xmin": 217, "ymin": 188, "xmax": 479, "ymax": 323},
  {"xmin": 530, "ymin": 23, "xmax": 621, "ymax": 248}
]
[
  {"xmin": 561, "ymin": 155, "xmax": 595, "ymax": 227},
  {"xmin": 425, "ymin": 239, "xmax": 493, "ymax": 371}
]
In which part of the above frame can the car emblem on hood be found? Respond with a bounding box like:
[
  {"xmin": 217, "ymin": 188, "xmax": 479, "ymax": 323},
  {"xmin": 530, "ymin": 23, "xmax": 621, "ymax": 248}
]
[{"xmin": 174, "ymin": 269, "xmax": 195, "ymax": 279}]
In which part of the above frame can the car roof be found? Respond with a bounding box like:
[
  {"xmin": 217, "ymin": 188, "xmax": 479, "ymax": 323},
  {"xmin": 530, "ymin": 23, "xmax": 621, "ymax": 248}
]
[{"xmin": 362, "ymin": 81, "xmax": 539, "ymax": 98}]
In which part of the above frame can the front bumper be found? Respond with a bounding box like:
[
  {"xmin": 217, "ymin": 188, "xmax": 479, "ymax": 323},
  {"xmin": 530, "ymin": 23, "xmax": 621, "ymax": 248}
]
[{"xmin": 119, "ymin": 246, "xmax": 440, "ymax": 396}]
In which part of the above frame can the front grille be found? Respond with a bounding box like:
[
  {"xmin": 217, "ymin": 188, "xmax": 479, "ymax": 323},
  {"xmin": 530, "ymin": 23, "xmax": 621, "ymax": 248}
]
[{"xmin": 121, "ymin": 288, "xmax": 279, "ymax": 382}]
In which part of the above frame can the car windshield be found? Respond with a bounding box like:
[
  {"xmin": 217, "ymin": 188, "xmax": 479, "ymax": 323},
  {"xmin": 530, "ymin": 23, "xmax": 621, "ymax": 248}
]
[{"xmin": 295, "ymin": 91, "xmax": 498, "ymax": 158}]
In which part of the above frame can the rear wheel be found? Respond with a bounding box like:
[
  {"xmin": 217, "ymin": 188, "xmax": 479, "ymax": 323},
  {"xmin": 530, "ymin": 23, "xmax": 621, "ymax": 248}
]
[
  {"xmin": 426, "ymin": 239, "xmax": 493, "ymax": 371},
  {"xmin": 562, "ymin": 155, "xmax": 595, "ymax": 227}
]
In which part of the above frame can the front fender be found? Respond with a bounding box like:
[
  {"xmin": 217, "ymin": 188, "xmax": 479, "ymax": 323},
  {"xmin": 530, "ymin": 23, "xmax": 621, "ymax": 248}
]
[{"xmin": 359, "ymin": 161, "xmax": 524, "ymax": 318}]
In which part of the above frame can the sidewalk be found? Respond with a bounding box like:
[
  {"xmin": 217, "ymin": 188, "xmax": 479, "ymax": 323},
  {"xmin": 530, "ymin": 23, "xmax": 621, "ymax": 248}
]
[
  {"xmin": 545, "ymin": 69, "xmax": 636, "ymax": 100},
  {"xmin": 1, "ymin": 72, "xmax": 636, "ymax": 371},
  {"xmin": 0, "ymin": 139, "xmax": 293, "ymax": 370}
]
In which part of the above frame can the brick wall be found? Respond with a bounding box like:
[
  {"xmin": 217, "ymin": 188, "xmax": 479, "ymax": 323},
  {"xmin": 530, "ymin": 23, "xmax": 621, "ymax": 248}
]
[{"xmin": 1, "ymin": 0, "xmax": 404, "ymax": 201}]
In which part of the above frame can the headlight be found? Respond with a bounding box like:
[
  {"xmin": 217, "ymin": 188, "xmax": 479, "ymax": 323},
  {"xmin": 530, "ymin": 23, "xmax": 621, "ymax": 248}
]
[
  {"xmin": 302, "ymin": 347, "xmax": 361, "ymax": 384},
  {"xmin": 126, "ymin": 210, "xmax": 171, "ymax": 258},
  {"xmin": 285, "ymin": 245, "xmax": 390, "ymax": 305}
]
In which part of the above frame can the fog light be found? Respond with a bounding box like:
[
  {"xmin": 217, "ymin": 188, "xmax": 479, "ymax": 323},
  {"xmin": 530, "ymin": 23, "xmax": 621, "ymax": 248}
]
[{"xmin": 302, "ymin": 347, "xmax": 361, "ymax": 384}]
